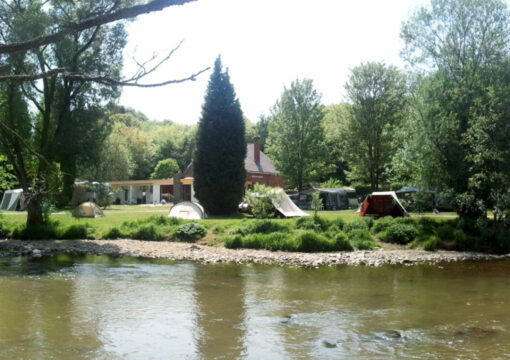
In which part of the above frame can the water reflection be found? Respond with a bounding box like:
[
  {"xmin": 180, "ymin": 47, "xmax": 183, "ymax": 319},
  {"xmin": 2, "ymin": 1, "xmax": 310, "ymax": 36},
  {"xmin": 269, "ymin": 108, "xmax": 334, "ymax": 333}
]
[
  {"xmin": 193, "ymin": 264, "xmax": 247, "ymax": 359},
  {"xmin": 0, "ymin": 256, "xmax": 509, "ymax": 359}
]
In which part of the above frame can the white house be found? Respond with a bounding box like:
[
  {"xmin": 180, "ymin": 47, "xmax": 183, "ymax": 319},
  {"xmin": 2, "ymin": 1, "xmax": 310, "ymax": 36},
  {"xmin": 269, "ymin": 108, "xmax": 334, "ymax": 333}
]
[{"xmin": 109, "ymin": 179, "xmax": 175, "ymax": 205}]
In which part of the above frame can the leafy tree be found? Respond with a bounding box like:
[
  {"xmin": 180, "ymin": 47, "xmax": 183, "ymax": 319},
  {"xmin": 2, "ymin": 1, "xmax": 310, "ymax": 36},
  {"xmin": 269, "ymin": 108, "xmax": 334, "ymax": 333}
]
[
  {"xmin": 0, "ymin": 155, "xmax": 17, "ymax": 197},
  {"xmin": 254, "ymin": 115, "xmax": 270, "ymax": 151},
  {"xmin": 401, "ymin": 0, "xmax": 510, "ymax": 220},
  {"xmin": 79, "ymin": 121, "xmax": 134, "ymax": 181},
  {"xmin": 342, "ymin": 62, "xmax": 407, "ymax": 191},
  {"xmin": 322, "ymin": 104, "xmax": 351, "ymax": 185},
  {"xmin": 311, "ymin": 192, "xmax": 323, "ymax": 219},
  {"xmin": 194, "ymin": 56, "xmax": 246, "ymax": 215},
  {"xmin": 151, "ymin": 158, "xmax": 179, "ymax": 179},
  {"xmin": 266, "ymin": 78, "xmax": 326, "ymax": 190}
]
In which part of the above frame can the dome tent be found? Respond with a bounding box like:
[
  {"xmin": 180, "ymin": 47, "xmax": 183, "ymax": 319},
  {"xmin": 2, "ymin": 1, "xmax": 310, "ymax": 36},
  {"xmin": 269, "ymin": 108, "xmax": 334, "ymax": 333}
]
[
  {"xmin": 72, "ymin": 202, "xmax": 105, "ymax": 218},
  {"xmin": 168, "ymin": 201, "xmax": 207, "ymax": 220}
]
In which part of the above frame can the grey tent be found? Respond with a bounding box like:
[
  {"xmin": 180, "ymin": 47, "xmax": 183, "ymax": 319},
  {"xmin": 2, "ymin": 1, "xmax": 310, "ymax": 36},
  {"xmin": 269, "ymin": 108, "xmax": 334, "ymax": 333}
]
[
  {"xmin": 300, "ymin": 187, "xmax": 354, "ymax": 210},
  {"xmin": 72, "ymin": 202, "xmax": 105, "ymax": 218},
  {"xmin": 0, "ymin": 189, "xmax": 26, "ymax": 211}
]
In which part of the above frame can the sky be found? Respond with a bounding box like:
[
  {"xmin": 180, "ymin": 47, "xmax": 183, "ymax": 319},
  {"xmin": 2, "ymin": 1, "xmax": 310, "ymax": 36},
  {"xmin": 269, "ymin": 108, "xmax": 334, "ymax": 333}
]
[{"xmin": 120, "ymin": 0, "xmax": 429, "ymax": 124}]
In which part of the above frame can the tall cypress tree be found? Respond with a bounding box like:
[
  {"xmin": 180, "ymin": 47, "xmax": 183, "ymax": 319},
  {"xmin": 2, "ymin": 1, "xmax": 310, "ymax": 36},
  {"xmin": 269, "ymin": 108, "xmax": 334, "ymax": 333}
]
[{"xmin": 194, "ymin": 56, "xmax": 246, "ymax": 215}]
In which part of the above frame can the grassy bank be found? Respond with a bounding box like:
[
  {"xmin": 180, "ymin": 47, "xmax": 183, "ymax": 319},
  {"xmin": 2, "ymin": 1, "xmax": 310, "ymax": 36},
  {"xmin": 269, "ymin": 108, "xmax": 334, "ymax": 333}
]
[{"xmin": 3, "ymin": 205, "xmax": 499, "ymax": 253}]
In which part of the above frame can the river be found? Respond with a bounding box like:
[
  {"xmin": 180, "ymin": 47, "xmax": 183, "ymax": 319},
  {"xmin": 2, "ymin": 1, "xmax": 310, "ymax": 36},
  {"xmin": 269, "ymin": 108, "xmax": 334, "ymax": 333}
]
[{"xmin": 0, "ymin": 255, "xmax": 509, "ymax": 359}]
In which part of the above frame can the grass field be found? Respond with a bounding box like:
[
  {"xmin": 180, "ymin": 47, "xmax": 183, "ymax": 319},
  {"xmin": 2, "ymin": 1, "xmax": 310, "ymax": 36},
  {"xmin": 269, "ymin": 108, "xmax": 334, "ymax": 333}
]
[{"xmin": 0, "ymin": 205, "xmax": 458, "ymax": 240}]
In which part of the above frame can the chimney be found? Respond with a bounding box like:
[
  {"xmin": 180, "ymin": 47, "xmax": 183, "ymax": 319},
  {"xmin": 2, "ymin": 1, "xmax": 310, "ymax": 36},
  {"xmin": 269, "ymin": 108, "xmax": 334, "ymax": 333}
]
[{"xmin": 254, "ymin": 137, "xmax": 261, "ymax": 164}]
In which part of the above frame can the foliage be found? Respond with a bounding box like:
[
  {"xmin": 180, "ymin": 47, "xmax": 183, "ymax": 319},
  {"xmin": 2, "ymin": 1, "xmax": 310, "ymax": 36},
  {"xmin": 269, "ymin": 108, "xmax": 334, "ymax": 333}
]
[
  {"xmin": 378, "ymin": 223, "xmax": 418, "ymax": 245},
  {"xmin": 401, "ymin": 0, "xmax": 510, "ymax": 223},
  {"xmin": 60, "ymin": 225, "xmax": 91, "ymax": 240},
  {"xmin": 343, "ymin": 219, "xmax": 369, "ymax": 233},
  {"xmin": 194, "ymin": 57, "xmax": 246, "ymax": 215},
  {"xmin": 233, "ymin": 219, "xmax": 290, "ymax": 236},
  {"xmin": 173, "ymin": 222, "xmax": 207, "ymax": 242},
  {"xmin": 266, "ymin": 78, "xmax": 327, "ymax": 190},
  {"xmin": 295, "ymin": 216, "xmax": 330, "ymax": 232},
  {"xmin": 341, "ymin": 62, "xmax": 408, "ymax": 191},
  {"xmin": 423, "ymin": 236, "xmax": 438, "ymax": 252},
  {"xmin": 102, "ymin": 227, "xmax": 123, "ymax": 240},
  {"xmin": 319, "ymin": 178, "xmax": 345, "ymax": 189},
  {"xmin": 151, "ymin": 158, "xmax": 180, "ymax": 180},
  {"xmin": 94, "ymin": 183, "xmax": 114, "ymax": 209},
  {"xmin": 0, "ymin": 156, "xmax": 17, "ymax": 198},
  {"xmin": 244, "ymin": 184, "xmax": 284, "ymax": 219},
  {"xmin": 311, "ymin": 192, "xmax": 324, "ymax": 218},
  {"xmin": 333, "ymin": 232, "xmax": 354, "ymax": 251}
]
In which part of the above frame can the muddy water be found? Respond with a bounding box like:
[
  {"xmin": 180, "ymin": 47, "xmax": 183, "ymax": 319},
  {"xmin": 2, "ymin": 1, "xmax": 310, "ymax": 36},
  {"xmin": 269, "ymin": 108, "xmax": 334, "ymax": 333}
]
[{"xmin": 0, "ymin": 255, "xmax": 509, "ymax": 359}]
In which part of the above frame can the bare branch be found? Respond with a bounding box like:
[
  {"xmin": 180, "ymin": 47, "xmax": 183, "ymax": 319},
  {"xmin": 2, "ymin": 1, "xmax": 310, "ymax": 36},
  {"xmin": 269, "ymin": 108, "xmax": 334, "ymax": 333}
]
[
  {"xmin": 0, "ymin": 0, "xmax": 196, "ymax": 55},
  {"xmin": 128, "ymin": 40, "xmax": 184, "ymax": 82},
  {"xmin": 0, "ymin": 66, "xmax": 211, "ymax": 87},
  {"xmin": 65, "ymin": 66, "xmax": 210, "ymax": 87}
]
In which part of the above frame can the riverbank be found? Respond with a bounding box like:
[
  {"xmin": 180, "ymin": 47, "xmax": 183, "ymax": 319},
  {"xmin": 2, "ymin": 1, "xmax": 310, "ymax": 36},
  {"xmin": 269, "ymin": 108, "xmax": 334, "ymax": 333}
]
[{"xmin": 1, "ymin": 239, "xmax": 508, "ymax": 267}]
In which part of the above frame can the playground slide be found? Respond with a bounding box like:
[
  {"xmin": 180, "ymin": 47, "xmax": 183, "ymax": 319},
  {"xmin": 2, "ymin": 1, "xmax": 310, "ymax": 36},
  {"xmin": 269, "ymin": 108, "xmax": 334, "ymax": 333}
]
[{"xmin": 273, "ymin": 190, "xmax": 310, "ymax": 218}]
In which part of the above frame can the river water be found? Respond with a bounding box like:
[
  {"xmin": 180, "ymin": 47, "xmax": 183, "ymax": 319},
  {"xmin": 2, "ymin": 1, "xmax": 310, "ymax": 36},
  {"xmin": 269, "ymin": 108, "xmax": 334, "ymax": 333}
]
[{"xmin": 0, "ymin": 255, "xmax": 509, "ymax": 359}]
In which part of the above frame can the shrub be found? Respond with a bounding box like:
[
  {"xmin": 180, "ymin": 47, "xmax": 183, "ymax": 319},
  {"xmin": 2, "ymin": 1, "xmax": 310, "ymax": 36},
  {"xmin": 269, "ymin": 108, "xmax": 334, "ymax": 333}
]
[
  {"xmin": 224, "ymin": 235, "xmax": 243, "ymax": 249},
  {"xmin": 344, "ymin": 219, "xmax": 369, "ymax": 233},
  {"xmin": 102, "ymin": 227, "xmax": 123, "ymax": 240},
  {"xmin": 423, "ymin": 236, "xmax": 438, "ymax": 252},
  {"xmin": 173, "ymin": 222, "xmax": 207, "ymax": 242},
  {"xmin": 12, "ymin": 223, "xmax": 58, "ymax": 240},
  {"xmin": 361, "ymin": 216, "xmax": 374, "ymax": 229},
  {"xmin": 292, "ymin": 231, "xmax": 333, "ymax": 252},
  {"xmin": 60, "ymin": 224, "xmax": 91, "ymax": 240},
  {"xmin": 244, "ymin": 184, "xmax": 284, "ymax": 219},
  {"xmin": 452, "ymin": 229, "xmax": 473, "ymax": 251},
  {"xmin": 130, "ymin": 224, "xmax": 164, "ymax": 241},
  {"xmin": 333, "ymin": 232, "xmax": 354, "ymax": 251},
  {"xmin": 295, "ymin": 216, "xmax": 330, "ymax": 232},
  {"xmin": 437, "ymin": 225, "xmax": 456, "ymax": 241},
  {"xmin": 330, "ymin": 217, "xmax": 345, "ymax": 230},
  {"xmin": 372, "ymin": 217, "xmax": 395, "ymax": 234},
  {"xmin": 378, "ymin": 223, "xmax": 418, "ymax": 245},
  {"xmin": 234, "ymin": 220, "xmax": 290, "ymax": 236},
  {"xmin": 346, "ymin": 228, "xmax": 376, "ymax": 250}
]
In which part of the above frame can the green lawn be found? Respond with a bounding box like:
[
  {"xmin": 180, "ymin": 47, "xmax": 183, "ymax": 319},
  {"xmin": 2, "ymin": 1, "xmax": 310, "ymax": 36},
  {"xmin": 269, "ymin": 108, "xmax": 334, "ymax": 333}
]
[{"xmin": 0, "ymin": 205, "xmax": 458, "ymax": 240}]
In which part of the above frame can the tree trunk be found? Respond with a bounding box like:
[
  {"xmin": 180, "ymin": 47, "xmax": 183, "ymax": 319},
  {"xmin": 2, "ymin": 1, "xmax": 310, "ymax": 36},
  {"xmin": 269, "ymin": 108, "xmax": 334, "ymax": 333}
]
[{"xmin": 26, "ymin": 197, "xmax": 44, "ymax": 226}]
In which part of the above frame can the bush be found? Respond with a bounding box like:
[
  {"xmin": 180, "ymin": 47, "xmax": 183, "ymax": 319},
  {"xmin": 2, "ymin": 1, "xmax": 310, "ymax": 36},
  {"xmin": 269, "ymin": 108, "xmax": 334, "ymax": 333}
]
[
  {"xmin": 173, "ymin": 222, "xmax": 207, "ymax": 242},
  {"xmin": 102, "ymin": 227, "xmax": 123, "ymax": 240},
  {"xmin": 437, "ymin": 224, "xmax": 456, "ymax": 241},
  {"xmin": 244, "ymin": 184, "xmax": 284, "ymax": 219},
  {"xmin": 295, "ymin": 216, "xmax": 330, "ymax": 232},
  {"xmin": 224, "ymin": 235, "xmax": 243, "ymax": 249},
  {"xmin": 293, "ymin": 231, "xmax": 333, "ymax": 252},
  {"xmin": 372, "ymin": 217, "xmax": 396, "ymax": 234},
  {"xmin": 346, "ymin": 228, "xmax": 377, "ymax": 250},
  {"xmin": 130, "ymin": 224, "xmax": 164, "ymax": 241},
  {"xmin": 333, "ymin": 232, "xmax": 354, "ymax": 251},
  {"xmin": 12, "ymin": 223, "xmax": 58, "ymax": 240},
  {"xmin": 378, "ymin": 223, "xmax": 418, "ymax": 245},
  {"xmin": 330, "ymin": 217, "xmax": 345, "ymax": 230},
  {"xmin": 59, "ymin": 224, "xmax": 91, "ymax": 240},
  {"xmin": 423, "ymin": 236, "xmax": 438, "ymax": 251},
  {"xmin": 344, "ymin": 219, "xmax": 369, "ymax": 233},
  {"xmin": 452, "ymin": 229, "xmax": 473, "ymax": 251},
  {"xmin": 361, "ymin": 216, "xmax": 374, "ymax": 229},
  {"xmin": 234, "ymin": 220, "xmax": 290, "ymax": 236}
]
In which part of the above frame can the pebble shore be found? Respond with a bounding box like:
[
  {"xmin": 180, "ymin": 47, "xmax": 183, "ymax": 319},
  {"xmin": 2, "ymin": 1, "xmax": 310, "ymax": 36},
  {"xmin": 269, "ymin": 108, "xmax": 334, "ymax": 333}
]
[{"xmin": 1, "ymin": 239, "xmax": 509, "ymax": 267}]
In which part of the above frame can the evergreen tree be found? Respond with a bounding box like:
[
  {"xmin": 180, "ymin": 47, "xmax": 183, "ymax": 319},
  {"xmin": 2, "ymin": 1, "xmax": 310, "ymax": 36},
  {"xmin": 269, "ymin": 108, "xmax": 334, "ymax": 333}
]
[{"xmin": 194, "ymin": 57, "xmax": 246, "ymax": 215}]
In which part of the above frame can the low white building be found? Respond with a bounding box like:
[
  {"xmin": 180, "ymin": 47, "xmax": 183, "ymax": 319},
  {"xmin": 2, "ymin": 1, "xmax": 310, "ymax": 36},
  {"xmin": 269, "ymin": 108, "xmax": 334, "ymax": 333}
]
[{"xmin": 109, "ymin": 179, "xmax": 175, "ymax": 205}]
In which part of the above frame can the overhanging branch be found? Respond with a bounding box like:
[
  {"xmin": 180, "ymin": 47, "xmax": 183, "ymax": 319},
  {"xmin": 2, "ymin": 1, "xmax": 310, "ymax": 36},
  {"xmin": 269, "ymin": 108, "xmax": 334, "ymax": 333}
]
[{"xmin": 0, "ymin": 0, "xmax": 196, "ymax": 55}]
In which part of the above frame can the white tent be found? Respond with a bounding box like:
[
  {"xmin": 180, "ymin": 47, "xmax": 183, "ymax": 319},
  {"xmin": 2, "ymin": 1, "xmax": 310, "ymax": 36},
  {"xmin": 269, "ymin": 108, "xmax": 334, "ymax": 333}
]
[
  {"xmin": 0, "ymin": 189, "xmax": 25, "ymax": 211},
  {"xmin": 169, "ymin": 201, "xmax": 207, "ymax": 220},
  {"xmin": 273, "ymin": 189, "xmax": 310, "ymax": 218}
]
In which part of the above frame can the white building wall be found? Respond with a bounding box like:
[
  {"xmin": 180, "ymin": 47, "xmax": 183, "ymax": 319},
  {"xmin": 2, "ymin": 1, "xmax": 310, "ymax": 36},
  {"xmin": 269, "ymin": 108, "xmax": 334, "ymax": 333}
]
[{"xmin": 153, "ymin": 184, "xmax": 161, "ymax": 204}]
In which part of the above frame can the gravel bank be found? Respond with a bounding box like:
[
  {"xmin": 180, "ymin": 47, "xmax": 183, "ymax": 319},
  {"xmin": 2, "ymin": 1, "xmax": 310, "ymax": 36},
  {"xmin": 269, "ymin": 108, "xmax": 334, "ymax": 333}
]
[{"xmin": 1, "ymin": 239, "xmax": 509, "ymax": 267}]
